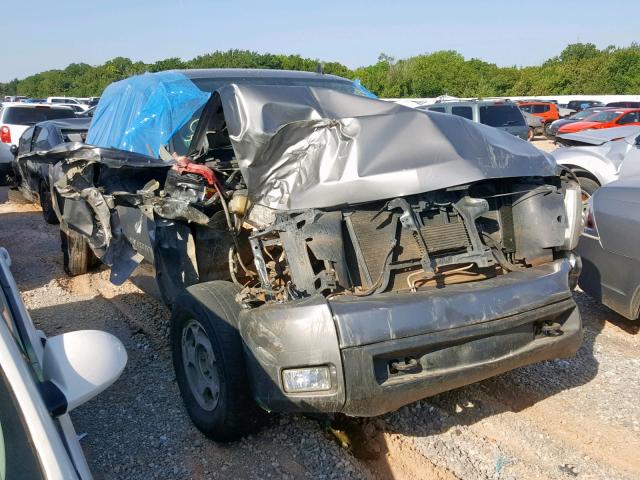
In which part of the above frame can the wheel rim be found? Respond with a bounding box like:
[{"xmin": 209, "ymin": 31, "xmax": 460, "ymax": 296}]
[{"xmin": 182, "ymin": 319, "xmax": 220, "ymax": 411}]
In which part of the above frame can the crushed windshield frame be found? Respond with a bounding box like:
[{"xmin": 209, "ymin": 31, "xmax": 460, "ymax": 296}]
[{"xmin": 171, "ymin": 77, "xmax": 363, "ymax": 154}]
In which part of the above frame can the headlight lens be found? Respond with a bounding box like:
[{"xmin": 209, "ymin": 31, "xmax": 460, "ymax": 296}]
[
  {"xmin": 562, "ymin": 180, "xmax": 583, "ymax": 250},
  {"xmin": 282, "ymin": 366, "xmax": 331, "ymax": 393}
]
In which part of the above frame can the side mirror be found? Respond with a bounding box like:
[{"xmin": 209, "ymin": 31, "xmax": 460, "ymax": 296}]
[
  {"xmin": 42, "ymin": 330, "xmax": 127, "ymax": 414},
  {"xmin": 9, "ymin": 145, "xmax": 18, "ymax": 156}
]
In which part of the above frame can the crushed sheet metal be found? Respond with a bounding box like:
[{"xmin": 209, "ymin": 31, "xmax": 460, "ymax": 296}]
[
  {"xmin": 216, "ymin": 84, "xmax": 557, "ymax": 211},
  {"xmin": 32, "ymin": 142, "xmax": 174, "ymax": 168}
]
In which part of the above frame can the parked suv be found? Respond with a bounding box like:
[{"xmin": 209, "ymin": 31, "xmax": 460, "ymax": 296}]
[
  {"xmin": 51, "ymin": 69, "xmax": 583, "ymax": 442},
  {"xmin": 0, "ymin": 104, "xmax": 76, "ymax": 186},
  {"xmin": 420, "ymin": 100, "xmax": 528, "ymax": 140},
  {"xmin": 517, "ymin": 101, "xmax": 561, "ymax": 127}
]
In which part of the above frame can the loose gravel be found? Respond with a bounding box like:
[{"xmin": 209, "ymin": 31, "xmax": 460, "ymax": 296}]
[{"xmin": 1, "ymin": 174, "xmax": 639, "ymax": 480}]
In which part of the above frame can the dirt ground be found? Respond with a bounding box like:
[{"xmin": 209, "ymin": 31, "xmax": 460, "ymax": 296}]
[{"xmin": 1, "ymin": 144, "xmax": 639, "ymax": 480}]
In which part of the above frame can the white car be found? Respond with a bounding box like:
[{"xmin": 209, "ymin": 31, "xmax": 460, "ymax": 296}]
[
  {"xmin": 46, "ymin": 97, "xmax": 89, "ymax": 111},
  {"xmin": 55, "ymin": 103, "xmax": 87, "ymax": 114},
  {"xmin": 3, "ymin": 96, "xmax": 28, "ymax": 103},
  {"xmin": 552, "ymin": 126, "xmax": 640, "ymax": 197},
  {"xmin": 0, "ymin": 104, "xmax": 76, "ymax": 185},
  {"xmin": 0, "ymin": 247, "xmax": 127, "ymax": 479}
]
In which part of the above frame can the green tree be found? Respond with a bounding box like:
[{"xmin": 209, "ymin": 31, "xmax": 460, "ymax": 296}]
[{"xmin": 3, "ymin": 43, "xmax": 640, "ymax": 98}]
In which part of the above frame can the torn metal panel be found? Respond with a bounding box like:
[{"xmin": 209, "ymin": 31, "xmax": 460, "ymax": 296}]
[
  {"xmin": 37, "ymin": 142, "xmax": 174, "ymax": 168},
  {"xmin": 51, "ymin": 144, "xmax": 209, "ymax": 285},
  {"xmin": 215, "ymin": 84, "xmax": 557, "ymax": 210}
]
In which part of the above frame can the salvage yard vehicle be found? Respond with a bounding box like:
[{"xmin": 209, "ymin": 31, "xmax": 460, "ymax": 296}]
[
  {"xmin": 0, "ymin": 247, "xmax": 127, "ymax": 479},
  {"xmin": 545, "ymin": 106, "xmax": 614, "ymax": 141},
  {"xmin": 578, "ymin": 162, "xmax": 640, "ymax": 320},
  {"xmin": 0, "ymin": 104, "xmax": 76, "ymax": 186},
  {"xmin": 419, "ymin": 100, "xmax": 528, "ymax": 140},
  {"xmin": 522, "ymin": 111, "xmax": 544, "ymax": 141},
  {"xmin": 606, "ymin": 101, "xmax": 640, "ymax": 108},
  {"xmin": 50, "ymin": 69, "xmax": 584, "ymax": 442},
  {"xmin": 13, "ymin": 117, "xmax": 90, "ymax": 223},
  {"xmin": 516, "ymin": 100, "xmax": 560, "ymax": 129},
  {"xmin": 552, "ymin": 126, "xmax": 640, "ymax": 197},
  {"xmin": 567, "ymin": 100, "xmax": 604, "ymax": 112},
  {"xmin": 556, "ymin": 108, "xmax": 640, "ymax": 135}
]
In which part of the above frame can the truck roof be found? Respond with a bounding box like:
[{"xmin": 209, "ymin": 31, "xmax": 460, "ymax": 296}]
[{"xmin": 179, "ymin": 68, "xmax": 349, "ymax": 83}]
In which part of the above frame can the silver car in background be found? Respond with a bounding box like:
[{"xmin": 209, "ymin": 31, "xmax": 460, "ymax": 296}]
[{"xmin": 419, "ymin": 100, "xmax": 529, "ymax": 140}]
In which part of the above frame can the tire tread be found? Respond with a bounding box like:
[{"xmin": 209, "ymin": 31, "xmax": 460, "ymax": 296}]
[{"xmin": 171, "ymin": 281, "xmax": 265, "ymax": 442}]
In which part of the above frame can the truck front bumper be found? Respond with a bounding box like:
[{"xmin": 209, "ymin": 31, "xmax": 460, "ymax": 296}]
[{"xmin": 239, "ymin": 258, "xmax": 582, "ymax": 416}]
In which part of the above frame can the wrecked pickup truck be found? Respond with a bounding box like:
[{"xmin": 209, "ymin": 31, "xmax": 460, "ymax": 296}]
[{"xmin": 48, "ymin": 69, "xmax": 584, "ymax": 442}]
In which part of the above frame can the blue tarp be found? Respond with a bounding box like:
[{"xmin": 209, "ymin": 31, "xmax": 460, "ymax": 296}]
[
  {"xmin": 87, "ymin": 71, "xmax": 211, "ymax": 157},
  {"xmin": 353, "ymin": 79, "xmax": 377, "ymax": 99}
]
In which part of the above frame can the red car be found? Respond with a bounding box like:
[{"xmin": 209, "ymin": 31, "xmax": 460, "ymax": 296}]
[{"xmin": 557, "ymin": 108, "xmax": 640, "ymax": 134}]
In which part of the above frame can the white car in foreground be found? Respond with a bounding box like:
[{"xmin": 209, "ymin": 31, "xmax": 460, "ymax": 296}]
[{"xmin": 0, "ymin": 247, "xmax": 127, "ymax": 479}]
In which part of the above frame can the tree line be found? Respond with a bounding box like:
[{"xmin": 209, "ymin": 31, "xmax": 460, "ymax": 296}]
[{"xmin": 2, "ymin": 43, "xmax": 640, "ymax": 99}]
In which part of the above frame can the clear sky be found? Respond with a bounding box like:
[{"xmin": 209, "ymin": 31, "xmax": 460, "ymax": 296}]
[{"xmin": 2, "ymin": 0, "xmax": 638, "ymax": 82}]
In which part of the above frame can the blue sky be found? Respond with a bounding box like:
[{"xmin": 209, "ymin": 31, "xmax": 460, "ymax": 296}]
[{"xmin": 2, "ymin": 0, "xmax": 638, "ymax": 82}]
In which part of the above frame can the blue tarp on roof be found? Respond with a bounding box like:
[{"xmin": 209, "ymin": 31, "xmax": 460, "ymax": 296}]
[
  {"xmin": 87, "ymin": 71, "xmax": 211, "ymax": 157},
  {"xmin": 353, "ymin": 79, "xmax": 377, "ymax": 99}
]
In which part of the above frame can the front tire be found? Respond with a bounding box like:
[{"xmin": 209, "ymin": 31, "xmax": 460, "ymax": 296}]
[
  {"xmin": 171, "ymin": 281, "xmax": 266, "ymax": 442},
  {"xmin": 60, "ymin": 229, "xmax": 92, "ymax": 276},
  {"xmin": 40, "ymin": 183, "xmax": 59, "ymax": 224},
  {"xmin": 527, "ymin": 127, "xmax": 535, "ymax": 141}
]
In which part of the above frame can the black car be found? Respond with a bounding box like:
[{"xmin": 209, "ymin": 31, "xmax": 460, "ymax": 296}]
[
  {"xmin": 12, "ymin": 117, "xmax": 90, "ymax": 223},
  {"xmin": 567, "ymin": 100, "xmax": 604, "ymax": 112}
]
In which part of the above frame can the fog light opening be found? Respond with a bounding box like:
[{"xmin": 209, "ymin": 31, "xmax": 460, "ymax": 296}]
[{"xmin": 282, "ymin": 366, "xmax": 331, "ymax": 393}]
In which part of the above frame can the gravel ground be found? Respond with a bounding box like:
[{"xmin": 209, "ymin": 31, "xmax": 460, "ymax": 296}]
[{"xmin": 1, "ymin": 165, "xmax": 639, "ymax": 480}]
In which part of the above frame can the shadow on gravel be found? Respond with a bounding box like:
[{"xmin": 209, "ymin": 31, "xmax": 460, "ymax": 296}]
[
  {"xmin": 26, "ymin": 294, "xmax": 194, "ymax": 480},
  {"xmin": 0, "ymin": 210, "xmax": 64, "ymax": 291}
]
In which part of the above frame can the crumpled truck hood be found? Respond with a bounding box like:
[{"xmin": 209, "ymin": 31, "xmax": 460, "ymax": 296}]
[{"xmin": 216, "ymin": 84, "xmax": 557, "ymax": 211}]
